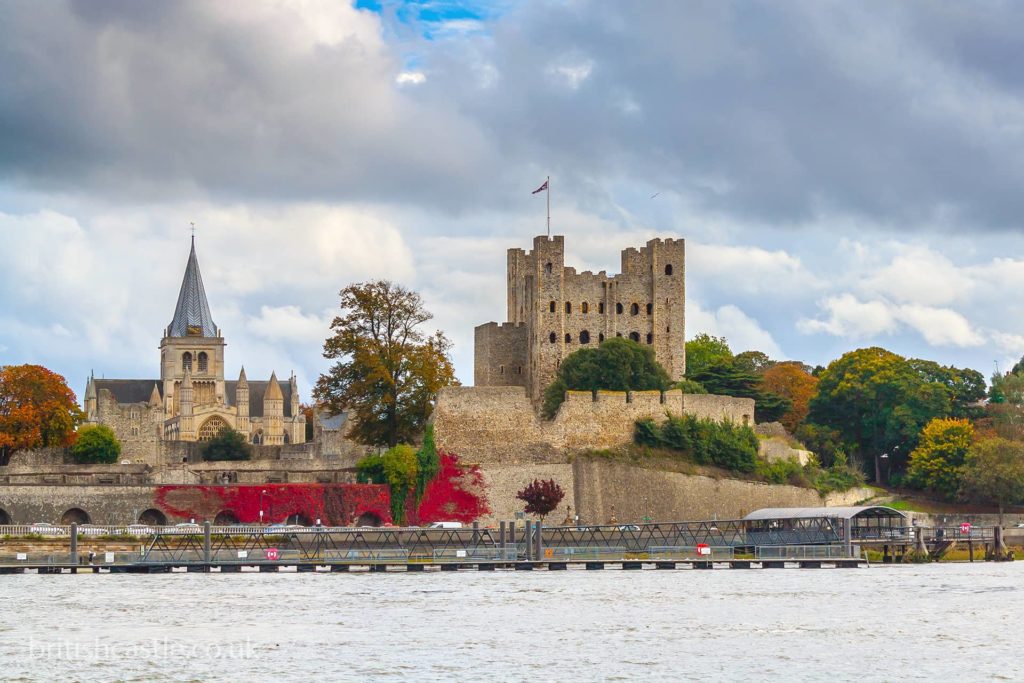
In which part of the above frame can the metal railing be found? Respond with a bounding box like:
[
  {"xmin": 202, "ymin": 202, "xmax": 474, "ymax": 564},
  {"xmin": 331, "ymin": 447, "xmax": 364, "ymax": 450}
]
[
  {"xmin": 648, "ymin": 546, "xmax": 735, "ymax": 561},
  {"xmin": 432, "ymin": 547, "xmax": 517, "ymax": 562},
  {"xmin": 755, "ymin": 545, "xmax": 852, "ymax": 560}
]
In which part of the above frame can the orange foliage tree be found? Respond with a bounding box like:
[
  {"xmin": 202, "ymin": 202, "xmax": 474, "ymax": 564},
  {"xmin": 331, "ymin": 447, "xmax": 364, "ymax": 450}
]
[
  {"xmin": 0, "ymin": 365, "xmax": 83, "ymax": 465},
  {"xmin": 761, "ymin": 362, "xmax": 818, "ymax": 433}
]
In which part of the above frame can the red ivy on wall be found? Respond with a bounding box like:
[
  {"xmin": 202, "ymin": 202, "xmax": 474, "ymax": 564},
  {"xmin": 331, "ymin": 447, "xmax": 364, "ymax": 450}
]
[
  {"xmin": 154, "ymin": 483, "xmax": 391, "ymax": 526},
  {"xmin": 417, "ymin": 452, "xmax": 491, "ymax": 524}
]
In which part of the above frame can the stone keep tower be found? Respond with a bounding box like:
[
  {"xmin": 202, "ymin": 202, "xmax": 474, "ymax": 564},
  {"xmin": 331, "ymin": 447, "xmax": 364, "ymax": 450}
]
[{"xmin": 474, "ymin": 235, "xmax": 686, "ymax": 402}]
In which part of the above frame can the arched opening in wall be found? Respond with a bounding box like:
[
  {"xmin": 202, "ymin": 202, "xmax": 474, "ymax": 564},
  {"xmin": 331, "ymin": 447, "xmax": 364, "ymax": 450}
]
[
  {"xmin": 598, "ymin": 333, "xmax": 605, "ymax": 343},
  {"xmin": 581, "ymin": 302, "xmax": 589, "ymax": 314},
  {"xmin": 182, "ymin": 352, "xmax": 193, "ymax": 373},
  {"xmin": 138, "ymin": 508, "xmax": 167, "ymax": 526},
  {"xmin": 630, "ymin": 303, "xmax": 640, "ymax": 315},
  {"xmin": 0, "ymin": 509, "xmax": 10, "ymax": 525},
  {"xmin": 214, "ymin": 510, "xmax": 240, "ymax": 525},
  {"xmin": 198, "ymin": 352, "xmax": 209, "ymax": 373},
  {"xmin": 198, "ymin": 416, "xmax": 230, "ymax": 441},
  {"xmin": 61, "ymin": 508, "xmax": 91, "ymax": 525},
  {"xmin": 646, "ymin": 303, "xmax": 653, "ymax": 315},
  {"xmin": 580, "ymin": 330, "xmax": 591, "ymax": 344},
  {"xmin": 286, "ymin": 513, "xmax": 313, "ymax": 526},
  {"xmin": 743, "ymin": 414, "xmax": 750, "ymax": 427},
  {"xmin": 665, "ymin": 264, "xmax": 673, "ymax": 276},
  {"xmin": 283, "ymin": 431, "xmax": 290, "ymax": 444},
  {"xmin": 629, "ymin": 332, "xmax": 641, "ymax": 343},
  {"xmin": 356, "ymin": 512, "xmax": 382, "ymax": 527},
  {"xmin": 549, "ymin": 300, "xmax": 555, "ymax": 313},
  {"xmin": 252, "ymin": 430, "xmax": 263, "ymax": 445},
  {"xmin": 564, "ymin": 333, "xmax": 572, "ymax": 343},
  {"xmin": 565, "ymin": 301, "xmax": 572, "ymax": 314},
  {"xmin": 616, "ymin": 332, "xmax": 623, "ymax": 337},
  {"xmin": 544, "ymin": 262, "xmax": 552, "ymax": 275},
  {"xmin": 616, "ymin": 303, "xmax": 623, "ymax": 314},
  {"xmin": 646, "ymin": 333, "xmax": 653, "ymax": 344},
  {"xmin": 549, "ymin": 332, "xmax": 557, "ymax": 343},
  {"xmin": 598, "ymin": 302, "xmax": 605, "ymax": 314}
]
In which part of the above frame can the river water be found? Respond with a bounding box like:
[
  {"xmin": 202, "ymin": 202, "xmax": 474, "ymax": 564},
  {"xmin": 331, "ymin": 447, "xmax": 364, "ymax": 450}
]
[{"xmin": 0, "ymin": 563, "xmax": 1020, "ymax": 682}]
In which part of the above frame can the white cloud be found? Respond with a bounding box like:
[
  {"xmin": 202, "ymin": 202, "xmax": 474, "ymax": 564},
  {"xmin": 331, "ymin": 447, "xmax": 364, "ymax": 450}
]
[
  {"xmin": 246, "ymin": 305, "xmax": 332, "ymax": 344},
  {"xmin": 798, "ymin": 294, "xmax": 897, "ymax": 339},
  {"xmin": 396, "ymin": 71, "xmax": 426, "ymax": 85},
  {"xmin": 861, "ymin": 246, "xmax": 973, "ymax": 305},
  {"xmin": 688, "ymin": 301, "xmax": 784, "ymax": 358}
]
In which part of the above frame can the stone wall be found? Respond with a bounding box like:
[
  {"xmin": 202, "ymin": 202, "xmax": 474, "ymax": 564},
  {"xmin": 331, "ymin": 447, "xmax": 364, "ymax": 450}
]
[
  {"xmin": 0, "ymin": 485, "xmax": 157, "ymax": 525},
  {"xmin": 432, "ymin": 386, "xmax": 754, "ymax": 464}
]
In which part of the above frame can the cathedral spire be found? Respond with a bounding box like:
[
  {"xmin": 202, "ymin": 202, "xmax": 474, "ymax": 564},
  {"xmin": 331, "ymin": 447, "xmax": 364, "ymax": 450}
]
[{"xmin": 167, "ymin": 235, "xmax": 218, "ymax": 338}]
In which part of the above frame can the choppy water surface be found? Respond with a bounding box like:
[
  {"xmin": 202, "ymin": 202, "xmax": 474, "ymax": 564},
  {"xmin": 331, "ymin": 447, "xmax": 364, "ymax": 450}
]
[{"xmin": 0, "ymin": 563, "xmax": 1021, "ymax": 682}]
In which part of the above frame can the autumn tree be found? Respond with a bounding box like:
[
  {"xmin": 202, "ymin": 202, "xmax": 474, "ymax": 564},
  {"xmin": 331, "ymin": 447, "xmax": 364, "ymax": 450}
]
[
  {"xmin": 684, "ymin": 333, "xmax": 732, "ymax": 376},
  {"xmin": 516, "ymin": 479, "xmax": 565, "ymax": 521},
  {"xmin": 761, "ymin": 362, "xmax": 818, "ymax": 433},
  {"xmin": 0, "ymin": 364, "xmax": 83, "ymax": 466},
  {"xmin": 70, "ymin": 424, "xmax": 121, "ymax": 465},
  {"xmin": 542, "ymin": 337, "xmax": 670, "ymax": 418},
  {"xmin": 905, "ymin": 418, "xmax": 974, "ymax": 500},
  {"xmin": 315, "ymin": 280, "xmax": 458, "ymax": 447},
  {"xmin": 960, "ymin": 437, "xmax": 1024, "ymax": 525},
  {"xmin": 687, "ymin": 358, "xmax": 790, "ymax": 423}
]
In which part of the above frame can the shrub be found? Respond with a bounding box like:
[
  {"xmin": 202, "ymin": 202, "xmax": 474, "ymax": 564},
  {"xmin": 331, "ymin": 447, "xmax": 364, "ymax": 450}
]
[
  {"xmin": 71, "ymin": 424, "xmax": 121, "ymax": 464},
  {"xmin": 636, "ymin": 415, "xmax": 758, "ymax": 473},
  {"xmin": 201, "ymin": 427, "xmax": 252, "ymax": 462}
]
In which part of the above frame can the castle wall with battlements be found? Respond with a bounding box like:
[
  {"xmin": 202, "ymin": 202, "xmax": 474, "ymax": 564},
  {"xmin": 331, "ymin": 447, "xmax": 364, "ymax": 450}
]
[{"xmin": 475, "ymin": 235, "xmax": 686, "ymax": 401}]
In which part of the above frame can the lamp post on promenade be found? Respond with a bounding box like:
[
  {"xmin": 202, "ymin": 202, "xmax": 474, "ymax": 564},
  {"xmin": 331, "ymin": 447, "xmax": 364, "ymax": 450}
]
[{"xmin": 259, "ymin": 489, "xmax": 267, "ymax": 526}]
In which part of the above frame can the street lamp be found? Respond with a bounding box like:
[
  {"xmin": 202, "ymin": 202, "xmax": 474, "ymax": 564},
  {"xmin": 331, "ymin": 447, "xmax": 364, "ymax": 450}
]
[{"xmin": 259, "ymin": 489, "xmax": 267, "ymax": 526}]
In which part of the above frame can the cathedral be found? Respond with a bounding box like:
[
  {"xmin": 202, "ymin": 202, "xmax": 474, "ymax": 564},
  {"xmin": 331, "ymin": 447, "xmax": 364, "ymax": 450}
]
[{"xmin": 84, "ymin": 237, "xmax": 306, "ymax": 460}]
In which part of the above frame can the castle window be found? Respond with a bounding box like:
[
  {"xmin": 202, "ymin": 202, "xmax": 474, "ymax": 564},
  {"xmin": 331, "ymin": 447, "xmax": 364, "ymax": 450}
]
[
  {"xmin": 131, "ymin": 426, "xmax": 140, "ymax": 437},
  {"xmin": 598, "ymin": 333, "xmax": 605, "ymax": 343},
  {"xmin": 565, "ymin": 302, "xmax": 572, "ymax": 314},
  {"xmin": 646, "ymin": 303, "xmax": 653, "ymax": 315},
  {"xmin": 197, "ymin": 416, "xmax": 230, "ymax": 442},
  {"xmin": 665, "ymin": 264, "xmax": 673, "ymax": 276},
  {"xmin": 629, "ymin": 332, "xmax": 641, "ymax": 342},
  {"xmin": 549, "ymin": 301, "xmax": 556, "ymax": 313},
  {"xmin": 616, "ymin": 332, "xmax": 623, "ymax": 337},
  {"xmin": 499, "ymin": 365, "xmax": 505, "ymax": 375},
  {"xmin": 549, "ymin": 332, "xmax": 557, "ymax": 343},
  {"xmin": 581, "ymin": 302, "xmax": 589, "ymax": 314},
  {"xmin": 630, "ymin": 303, "xmax": 640, "ymax": 315},
  {"xmin": 544, "ymin": 262, "xmax": 553, "ymax": 275},
  {"xmin": 565, "ymin": 333, "xmax": 572, "ymax": 343},
  {"xmin": 616, "ymin": 303, "xmax": 623, "ymax": 315},
  {"xmin": 182, "ymin": 352, "xmax": 192, "ymax": 372},
  {"xmin": 198, "ymin": 352, "xmax": 208, "ymax": 373},
  {"xmin": 598, "ymin": 302, "xmax": 605, "ymax": 314},
  {"xmin": 646, "ymin": 333, "xmax": 653, "ymax": 344},
  {"xmin": 517, "ymin": 366, "xmax": 523, "ymax": 374},
  {"xmin": 580, "ymin": 330, "xmax": 591, "ymax": 344}
]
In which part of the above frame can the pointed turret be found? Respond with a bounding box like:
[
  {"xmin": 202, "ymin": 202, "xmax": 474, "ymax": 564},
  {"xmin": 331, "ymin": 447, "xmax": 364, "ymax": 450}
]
[
  {"xmin": 236, "ymin": 367, "xmax": 250, "ymax": 434},
  {"xmin": 265, "ymin": 371, "xmax": 283, "ymax": 401},
  {"xmin": 148, "ymin": 383, "xmax": 162, "ymax": 407},
  {"xmin": 263, "ymin": 371, "xmax": 284, "ymax": 445},
  {"xmin": 168, "ymin": 236, "xmax": 218, "ymax": 338},
  {"xmin": 84, "ymin": 373, "xmax": 97, "ymax": 421}
]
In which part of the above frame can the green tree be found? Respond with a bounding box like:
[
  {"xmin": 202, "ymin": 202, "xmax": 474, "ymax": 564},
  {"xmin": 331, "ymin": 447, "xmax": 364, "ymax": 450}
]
[
  {"xmin": 415, "ymin": 425, "xmax": 440, "ymax": 502},
  {"xmin": 357, "ymin": 444, "xmax": 419, "ymax": 524},
  {"xmin": 808, "ymin": 347, "xmax": 950, "ymax": 483},
  {"xmin": 684, "ymin": 333, "xmax": 732, "ymax": 376},
  {"xmin": 733, "ymin": 350, "xmax": 775, "ymax": 374},
  {"xmin": 542, "ymin": 337, "xmax": 671, "ymax": 418},
  {"xmin": 905, "ymin": 418, "xmax": 974, "ymax": 500},
  {"xmin": 315, "ymin": 280, "xmax": 459, "ymax": 447},
  {"xmin": 989, "ymin": 371, "xmax": 1024, "ymax": 406},
  {"xmin": 674, "ymin": 378, "xmax": 707, "ymax": 394},
  {"xmin": 909, "ymin": 360, "xmax": 986, "ymax": 418},
  {"xmin": 201, "ymin": 427, "xmax": 252, "ymax": 461},
  {"xmin": 70, "ymin": 424, "xmax": 121, "ymax": 464},
  {"xmin": 687, "ymin": 358, "xmax": 791, "ymax": 423},
  {"xmin": 960, "ymin": 437, "xmax": 1024, "ymax": 525}
]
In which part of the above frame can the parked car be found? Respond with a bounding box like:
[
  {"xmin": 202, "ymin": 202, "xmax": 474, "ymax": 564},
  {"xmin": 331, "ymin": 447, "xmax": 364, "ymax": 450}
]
[
  {"xmin": 29, "ymin": 523, "xmax": 63, "ymax": 536},
  {"xmin": 616, "ymin": 525, "xmax": 641, "ymax": 532},
  {"xmin": 77, "ymin": 525, "xmax": 106, "ymax": 536},
  {"xmin": 428, "ymin": 521, "xmax": 464, "ymax": 529},
  {"xmin": 126, "ymin": 524, "xmax": 155, "ymax": 537}
]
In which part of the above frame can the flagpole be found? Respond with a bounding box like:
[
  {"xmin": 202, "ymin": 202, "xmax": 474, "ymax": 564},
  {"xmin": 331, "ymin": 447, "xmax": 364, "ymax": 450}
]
[{"xmin": 546, "ymin": 175, "xmax": 551, "ymax": 237}]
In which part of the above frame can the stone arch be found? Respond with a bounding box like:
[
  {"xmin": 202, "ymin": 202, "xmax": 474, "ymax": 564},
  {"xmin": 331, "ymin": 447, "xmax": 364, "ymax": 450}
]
[
  {"xmin": 356, "ymin": 512, "xmax": 382, "ymax": 527},
  {"xmin": 283, "ymin": 431, "xmax": 290, "ymax": 444},
  {"xmin": 214, "ymin": 510, "xmax": 240, "ymax": 525},
  {"xmin": 549, "ymin": 332, "xmax": 557, "ymax": 344},
  {"xmin": 630, "ymin": 303, "xmax": 640, "ymax": 315},
  {"xmin": 598, "ymin": 302, "xmax": 605, "ymax": 314},
  {"xmin": 138, "ymin": 508, "xmax": 167, "ymax": 526},
  {"xmin": 286, "ymin": 513, "xmax": 313, "ymax": 526},
  {"xmin": 198, "ymin": 351, "xmax": 209, "ymax": 373},
  {"xmin": 598, "ymin": 333, "xmax": 605, "ymax": 343},
  {"xmin": 182, "ymin": 352, "xmax": 193, "ymax": 372},
  {"xmin": 665, "ymin": 264, "xmax": 673, "ymax": 276},
  {"xmin": 581, "ymin": 301, "xmax": 589, "ymax": 314},
  {"xmin": 252, "ymin": 429, "xmax": 264, "ymax": 445},
  {"xmin": 616, "ymin": 303, "xmax": 623, "ymax": 315},
  {"xmin": 629, "ymin": 332, "xmax": 641, "ymax": 343},
  {"xmin": 197, "ymin": 416, "xmax": 230, "ymax": 441},
  {"xmin": 580, "ymin": 330, "xmax": 591, "ymax": 344},
  {"xmin": 61, "ymin": 508, "xmax": 91, "ymax": 525},
  {"xmin": 544, "ymin": 262, "xmax": 552, "ymax": 275},
  {"xmin": 0, "ymin": 508, "xmax": 10, "ymax": 525}
]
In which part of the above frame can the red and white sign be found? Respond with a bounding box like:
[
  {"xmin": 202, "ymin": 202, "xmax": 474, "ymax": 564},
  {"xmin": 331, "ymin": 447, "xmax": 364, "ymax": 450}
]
[
  {"xmin": 960, "ymin": 523, "xmax": 972, "ymax": 535},
  {"xmin": 265, "ymin": 548, "xmax": 279, "ymax": 561},
  {"xmin": 696, "ymin": 543, "xmax": 711, "ymax": 556}
]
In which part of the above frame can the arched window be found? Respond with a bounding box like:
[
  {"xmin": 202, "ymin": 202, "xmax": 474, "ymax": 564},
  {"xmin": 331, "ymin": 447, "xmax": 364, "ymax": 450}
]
[
  {"xmin": 549, "ymin": 301, "xmax": 556, "ymax": 313},
  {"xmin": 565, "ymin": 333, "xmax": 572, "ymax": 343},
  {"xmin": 544, "ymin": 262, "xmax": 553, "ymax": 275},
  {"xmin": 629, "ymin": 332, "xmax": 641, "ymax": 342},
  {"xmin": 616, "ymin": 303, "xmax": 623, "ymax": 315},
  {"xmin": 565, "ymin": 301, "xmax": 572, "ymax": 314},
  {"xmin": 630, "ymin": 303, "xmax": 640, "ymax": 315},
  {"xmin": 197, "ymin": 416, "xmax": 230, "ymax": 441},
  {"xmin": 665, "ymin": 264, "xmax": 673, "ymax": 276},
  {"xmin": 182, "ymin": 352, "xmax": 192, "ymax": 372},
  {"xmin": 598, "ymin": 302, "xmax": 605, "ymax": 314},
  {"xmin": 499, "ymin": 365, "xmax": 505, "ymax": 375},
  {"xmin": 580, "ymin": 330, "xmax": 591, "ymax": 344},
  {"xmin": 598, "ymin": 333, "xmax": 605, "ymax": 343},
  {"xmin": 646, "ymin": 303, "xmax": 653, "ymax": 315},
  {"xmin": 549, "ymin": 332, "xmax": 557, "ymax": 343},
  {"xmin": 252, "ymin": 430, "xmax": 263, "ymax": 445},
  {"xmin": 646, "ymin": 333, "xmax": 653, "ymax": 344},
  {"xmin": 581, "ymin": 302, "xmax": 589, "ymax": 314},
  {"xmin": 198, "ymin": 352, "xmax": 208, "ymax": 373}
]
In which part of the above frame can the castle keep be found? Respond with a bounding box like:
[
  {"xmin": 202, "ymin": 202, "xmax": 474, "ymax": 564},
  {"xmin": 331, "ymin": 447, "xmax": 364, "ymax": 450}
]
[
  {"xmin": 84, "ymin": 237, "xmax": 306, "ymax": 460},
  {"xmin": 474, "ymin": 235, "xmax": 686, "ymax": 401}
]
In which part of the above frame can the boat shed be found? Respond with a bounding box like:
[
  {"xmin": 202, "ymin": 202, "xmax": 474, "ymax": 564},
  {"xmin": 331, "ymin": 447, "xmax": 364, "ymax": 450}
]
[{"xmin": 743, "ymin": 506, "xmax": 908, "ymax": 545}]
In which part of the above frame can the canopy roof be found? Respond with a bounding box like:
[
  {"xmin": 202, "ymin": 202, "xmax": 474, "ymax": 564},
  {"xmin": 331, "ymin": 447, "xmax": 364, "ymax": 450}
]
[{"xmin": 744, "ymin": 506, "xmax": 907, "ymax": 522}]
